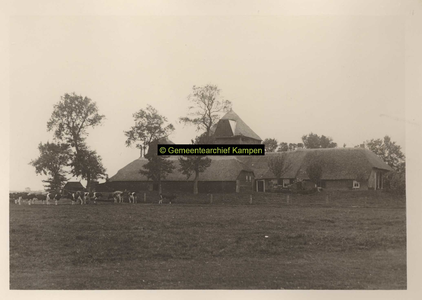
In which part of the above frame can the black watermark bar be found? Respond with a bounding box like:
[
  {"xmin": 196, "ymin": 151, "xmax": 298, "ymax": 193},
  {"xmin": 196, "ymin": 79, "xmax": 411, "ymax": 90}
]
[{"xmin": 157, "ymin": 144, "xmax": 265, "ymax": 156}]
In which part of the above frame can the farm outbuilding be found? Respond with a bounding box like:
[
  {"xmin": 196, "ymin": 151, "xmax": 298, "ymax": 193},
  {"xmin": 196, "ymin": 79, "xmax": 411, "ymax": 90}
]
[{"xmin": 63, "ymin": 181, "xmax": 85, "ymax": 192}]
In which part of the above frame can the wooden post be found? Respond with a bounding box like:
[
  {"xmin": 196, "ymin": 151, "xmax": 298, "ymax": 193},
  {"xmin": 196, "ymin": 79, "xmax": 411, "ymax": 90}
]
[
  {"xmin": 144, "ymin": 193, "xmax": 146, "ymax": 202},
  {"xmin": 287, "ymin": 195, "xmax": 290, "ymax": 205},
  {"xmin": 210, "ymin": 194, "xmax": 213, "ymax": 204},
  {"xmin": 325, "ymin": 195, "xmax": 329, "ymax": 204},
  {"xmin": 249, "ymin": 195, "xmax": 253, "ymax": 204}
]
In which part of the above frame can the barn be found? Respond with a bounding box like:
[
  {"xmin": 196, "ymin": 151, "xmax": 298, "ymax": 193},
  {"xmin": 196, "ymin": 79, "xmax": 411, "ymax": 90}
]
[
  {"xmin": 240, "ymin": 148, "xmax": 393, "ymax": 192},
  {"xmin": 63, "ymin": 181, "xmax": 85, "ymax": 192}
]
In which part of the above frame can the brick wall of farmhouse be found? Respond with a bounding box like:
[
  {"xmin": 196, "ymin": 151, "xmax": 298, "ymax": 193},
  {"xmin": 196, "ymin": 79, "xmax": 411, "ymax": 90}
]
[
  {"xmin": 324, "ymin": 180, "xmax": 352, "ymax": 190},
  {"xmin": 198, "ymin": 181, "xmax": 237, "ymax": 193},
  {"xmin": 100, "ymin": 181, "xmax": 152, "ymax": 192},
  {"xmin": 236, "ymin": 171, "xmax": 254, "ymax": 192},
  {"xmin": 161, "ymin": 181, "xmax": 237, "ymax": 193},
  {"xmin": 104, "ymin": 180, "xmax": 250, "ymax": 194}
]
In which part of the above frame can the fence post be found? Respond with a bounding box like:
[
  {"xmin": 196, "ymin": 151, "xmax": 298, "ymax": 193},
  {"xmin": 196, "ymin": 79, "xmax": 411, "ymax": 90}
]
[
  {"xmin": 287, "ymin": 195, "xmax": 290, "ymax": 205},
  {"xmin": 210, "ymin": 194, "xmax": 213, "ymax": 204},
  {"xmin": 144, "ymin": 193, "xmax": 146, "ymax": 202},
  {"xmin": 325, "ymin": 195, "xmax": 329, "ymax": 204},
  {"xmin": 250, "ymin": 195, "xmax": 253, "ymax": 204}
]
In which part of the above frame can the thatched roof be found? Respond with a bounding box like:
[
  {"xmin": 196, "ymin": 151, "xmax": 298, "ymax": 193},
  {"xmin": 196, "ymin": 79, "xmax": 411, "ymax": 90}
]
[
  {"xmin": 238, "ymin": 151, "xmax": 307, "ymax": 179},
  {"xmin": 295, "ymin": 148, "xmax": 393, "ymax": 180},
  {"xmin": 109, "ymin": 156, "xmax": 253, "ymax": 182},
  {"xmin": 63, "ymin": 181, "xmax": 85, "ymax": 191},
  {"xmin": 110, "ymin": 148, "xmax": 392, "ymax": 183},
  {"xmin": 212, "ymin": 110, "xmax": 262, "ymax": 141},
  {"xmin": 242, "ymin": 148, "xmax": 393, "ymax": 181}
]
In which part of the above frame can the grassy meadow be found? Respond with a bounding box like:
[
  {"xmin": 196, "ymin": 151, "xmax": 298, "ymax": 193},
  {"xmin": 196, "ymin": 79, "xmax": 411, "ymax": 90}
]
[{"xmin": 9, "ymin": 191, "xmax": 406, "ymax": 289}]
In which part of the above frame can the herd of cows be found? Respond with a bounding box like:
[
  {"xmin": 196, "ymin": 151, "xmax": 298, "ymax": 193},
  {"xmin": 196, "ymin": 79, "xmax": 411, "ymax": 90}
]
[
  {"xmin": 9, "ymin": 190, "xmax": 139, "ymax": 205},
  {"xmin": 9, "ymin": 190, "xmax": 178, "ymax": 205}
]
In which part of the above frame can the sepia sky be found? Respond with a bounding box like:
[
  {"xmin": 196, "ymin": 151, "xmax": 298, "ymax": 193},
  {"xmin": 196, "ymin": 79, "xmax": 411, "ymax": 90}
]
[{"xmin": 8, "ymin": 9, "xmax": 408, "ymax": 191}]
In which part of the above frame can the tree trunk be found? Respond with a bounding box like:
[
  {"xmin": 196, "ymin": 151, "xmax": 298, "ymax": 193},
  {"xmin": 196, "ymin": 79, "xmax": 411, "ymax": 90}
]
[
  {"xmin": 158, "ymin": 178, "xmax": 162, "ymax": 194},
  {"xmin": 193, "ymin": 171, "xmax": 199, "ymax": 194},
  {"xmin": 87, "ymin": 173, "xmax": 91, "ymax": 192}
]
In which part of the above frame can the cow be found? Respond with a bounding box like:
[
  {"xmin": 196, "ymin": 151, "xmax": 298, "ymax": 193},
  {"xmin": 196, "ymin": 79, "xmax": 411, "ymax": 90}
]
[
  {"xmin": 45, "ymin": 192, "xmax": 52, "ymax": 205},
  {"xmin": 92, "ymin": 192, "xmax": 102, "ymax": 204},
  {"xmin": 26, "ymin": 193, "xmax": 43, "ymax": 205},
  {"xmin": 160, "ymin": 193, "xmax": 176, "ymax": 204},
  {"xmin": 83, "ymin": 192, "xmax": 90, "ymax": 204},
  {"xmin": 68, "ymin": 191, "xmax": 84, "ymax": 205},
  {"xmin": 113, "ymin": 191, "xmax": 124, "ymax": 203},
  {"xmin": 129, "ymin": 192, "xmax": 137, "ymax": 204},
  {"xmin": 54, "ymin": 193, "xmax": 61, "ymax": 205}
]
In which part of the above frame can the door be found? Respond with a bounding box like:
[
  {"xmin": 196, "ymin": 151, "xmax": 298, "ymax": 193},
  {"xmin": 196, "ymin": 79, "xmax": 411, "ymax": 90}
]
[{"xmin": 256, "ymin": 180, "xmax": 265, "ymax": 192}]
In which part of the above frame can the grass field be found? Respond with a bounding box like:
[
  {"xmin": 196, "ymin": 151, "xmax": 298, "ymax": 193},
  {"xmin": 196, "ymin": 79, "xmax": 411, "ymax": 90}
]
[{"xmin": 9, "ymin": 191, "xmax": 406, "ymax": 289}]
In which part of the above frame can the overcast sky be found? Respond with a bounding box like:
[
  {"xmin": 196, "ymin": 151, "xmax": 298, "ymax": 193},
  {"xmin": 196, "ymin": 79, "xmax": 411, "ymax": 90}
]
[{"xmin": 9, "ymin": 12, "xmax": 407, "ymax": 191}]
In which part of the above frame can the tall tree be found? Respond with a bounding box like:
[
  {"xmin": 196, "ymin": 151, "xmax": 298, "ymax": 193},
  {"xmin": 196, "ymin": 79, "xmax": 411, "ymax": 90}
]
[
  {"xmin": 125, "ymin": 105, "xmax": 175, "ymax": 157},
  {"xmin": 140, "ymin": 140, "xmax": 175, "ymax": 194},
  {"xmin": 178, "ymin": 134, "xmax": 212, "ymax": 194},
  {"xmin": 302, "ymin": 133, "xmax": 337, "ymax": 149},
  {"xmin": 46, "ymin": 93, "xmax": 106, "ymax": 187},
  {"xmin": 30, "ymin": 142, "xmax": 71, "ymax": 191},
  {"xmin": 70, "ymin": 148, "xmax": 107, "ymax": 191},
  {"xmin": 263, "ymin": 138, "xmax": 278, "ymax": 152},
  {"xmin": 47, "ymin": 93, "xmax": 105, "ymax": 153},
  {"xmin": 179, "ymin": 84, "xmax": 232, "ymax": 136},
  {"xmin": 362, "ymin": 136, "xmax": 405, "ymax": 171}
]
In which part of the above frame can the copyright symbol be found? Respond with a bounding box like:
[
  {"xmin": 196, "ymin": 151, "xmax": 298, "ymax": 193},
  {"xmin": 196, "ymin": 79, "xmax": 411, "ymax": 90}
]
[{"xmin": 159, "ymin": 147, "xmax": 166, "ymax": 154}]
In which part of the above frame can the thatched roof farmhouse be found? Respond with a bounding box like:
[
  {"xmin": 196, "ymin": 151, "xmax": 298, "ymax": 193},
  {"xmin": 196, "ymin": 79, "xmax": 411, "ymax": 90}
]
[
  {"xmin": 105, "ymin": 110, "xmax": 393, "ymax": 193},
  {"xmin": 240, "ymin": 148, "xmax": 393, "ymax": 192}
]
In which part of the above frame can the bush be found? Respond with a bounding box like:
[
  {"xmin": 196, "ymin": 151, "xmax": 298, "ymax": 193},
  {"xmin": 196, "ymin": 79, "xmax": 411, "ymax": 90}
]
[{"xmin": 387, "ymin": 171, "xmax": 406, "ymax": 195}]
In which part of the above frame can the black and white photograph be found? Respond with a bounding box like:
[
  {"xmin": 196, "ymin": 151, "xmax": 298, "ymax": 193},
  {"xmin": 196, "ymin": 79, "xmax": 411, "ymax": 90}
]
[{"xmin": 2, "ymin": 0, "xmax": 422, "ymax": 298}]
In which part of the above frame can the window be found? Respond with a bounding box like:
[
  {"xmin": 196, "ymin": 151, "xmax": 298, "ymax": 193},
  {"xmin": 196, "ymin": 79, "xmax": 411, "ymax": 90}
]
[
  {"xmin": 283, "ymin": 179, "xmax": 290, "ymax": 188},
  {"xmin": 353, "ymin": 180, "xmax": 360, "ymax": 189}
]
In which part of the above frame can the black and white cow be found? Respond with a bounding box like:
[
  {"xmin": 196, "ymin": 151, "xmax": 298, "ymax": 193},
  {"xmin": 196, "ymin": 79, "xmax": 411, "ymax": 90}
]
[{"xmin": 129, "ymin": 191, "xmax": 137, "ymax": 204}]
